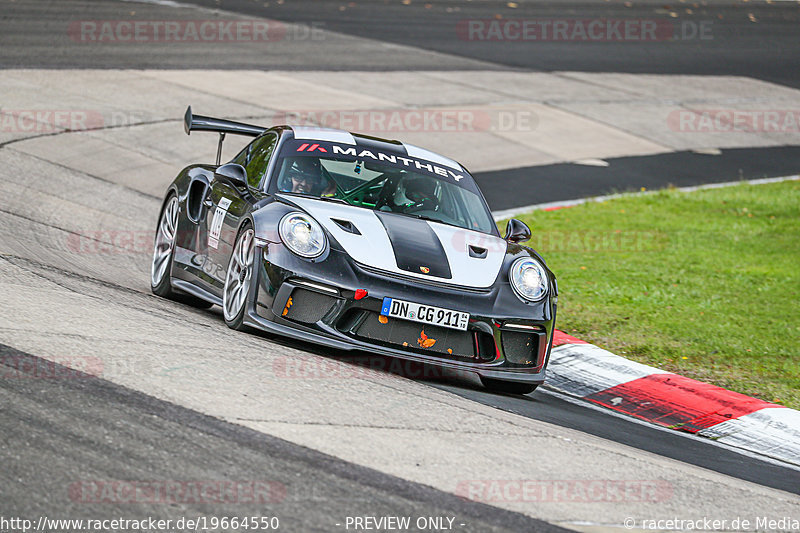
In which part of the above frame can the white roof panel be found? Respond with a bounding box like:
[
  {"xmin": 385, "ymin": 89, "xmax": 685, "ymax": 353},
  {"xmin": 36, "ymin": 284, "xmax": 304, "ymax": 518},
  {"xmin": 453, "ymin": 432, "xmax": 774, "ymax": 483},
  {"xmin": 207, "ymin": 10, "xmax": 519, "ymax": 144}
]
[
  {"xmin": 402, "ymin": 143, "xmax": 463, "ymax": 171},
  {"xmin": 291, "ymin": 126, "xmax": 356, "ymax": 145}
]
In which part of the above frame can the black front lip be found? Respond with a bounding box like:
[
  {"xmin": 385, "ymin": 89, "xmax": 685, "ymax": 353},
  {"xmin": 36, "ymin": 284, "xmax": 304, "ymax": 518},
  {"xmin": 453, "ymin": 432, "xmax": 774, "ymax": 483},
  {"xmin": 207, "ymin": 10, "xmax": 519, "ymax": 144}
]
[
  {"xmin": 243, "ymin": 304, "xmax": 549, "ymax": 384},
  {"xmin": 247, "ymin": 244, "xmax": 555, "ymax": 383}
]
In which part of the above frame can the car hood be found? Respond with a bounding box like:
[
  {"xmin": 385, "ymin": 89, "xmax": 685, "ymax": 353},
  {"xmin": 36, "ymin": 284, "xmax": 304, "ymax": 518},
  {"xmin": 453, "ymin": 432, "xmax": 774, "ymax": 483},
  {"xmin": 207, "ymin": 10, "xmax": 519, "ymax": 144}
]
[{"xmin": 278, "ymin": 195, "xmax": 507, "ymax": 288}]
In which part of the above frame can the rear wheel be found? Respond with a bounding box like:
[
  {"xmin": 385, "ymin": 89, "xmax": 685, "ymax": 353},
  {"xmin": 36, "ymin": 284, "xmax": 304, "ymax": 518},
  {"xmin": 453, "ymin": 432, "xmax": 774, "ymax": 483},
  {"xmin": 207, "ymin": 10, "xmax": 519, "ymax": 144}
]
[
  {"xmin": 480, "ymin": 376, "xmax": 538, "ymax": 395},
  {"xmin": 150, "ymin": 194, "xmax": 212, "ymax": 308},
  {"xmin": 223, "ymin": 224, "xmax": 255, "ymax": 331}
]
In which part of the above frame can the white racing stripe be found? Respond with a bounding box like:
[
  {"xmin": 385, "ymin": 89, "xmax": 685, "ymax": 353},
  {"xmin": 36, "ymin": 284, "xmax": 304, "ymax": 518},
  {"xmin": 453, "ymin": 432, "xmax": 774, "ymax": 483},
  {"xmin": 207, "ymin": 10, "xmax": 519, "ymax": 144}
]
[
  {"xmin": 426, "ymin": 222, "xmax": 506, "ymax": 288},
  {"xmin": 283, "ymin": 196, "xmax": 397, "ymax": 271},
  {"xmin": 279, "ymin": 195, "xmax": 505, "ymax": 288}
]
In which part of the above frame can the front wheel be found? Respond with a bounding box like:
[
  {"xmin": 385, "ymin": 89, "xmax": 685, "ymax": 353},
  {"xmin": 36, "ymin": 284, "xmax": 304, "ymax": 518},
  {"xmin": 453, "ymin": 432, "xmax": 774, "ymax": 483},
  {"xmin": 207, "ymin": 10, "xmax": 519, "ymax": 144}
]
[
  {"xmin": 480, "ymin": 376, "xmax": 538, "ymax": 395},
  {"xmin": 223, "ymin": 225, "xmax": 255, "ymax": 331}
]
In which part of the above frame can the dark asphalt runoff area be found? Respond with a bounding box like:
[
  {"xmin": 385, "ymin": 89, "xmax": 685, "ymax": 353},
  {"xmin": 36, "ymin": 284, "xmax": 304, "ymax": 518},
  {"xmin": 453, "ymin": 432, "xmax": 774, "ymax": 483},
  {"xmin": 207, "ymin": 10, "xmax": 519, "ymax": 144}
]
[{"xmin": 478, "ymin": 146, "xmax": 800, "ymax": 210}]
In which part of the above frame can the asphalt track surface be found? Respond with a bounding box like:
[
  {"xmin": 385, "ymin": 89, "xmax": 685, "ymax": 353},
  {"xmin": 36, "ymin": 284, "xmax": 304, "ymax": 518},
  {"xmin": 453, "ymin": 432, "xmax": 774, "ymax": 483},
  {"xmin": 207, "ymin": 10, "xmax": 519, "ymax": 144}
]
[
  {"xmin": 303, "ymin": 350, "xmax": 800, "ymax": 495},
  {"xmin": 2, "ymin": 0, "xmax": 800, "ymax": 529},
  {"xmin": 178, "ymin": 0, "xmax": 800, "ymax": 88},
  {"xmin": 0, "ymin": 344, "xmax": 566, "ymax": 533},
  {"xmin": 434, "ymin": 381, "xmax": 800, "ymax": 495},
  {"xmin": 174, "ymin": 0, "xmax": 800, "ymax": 207},
  {"xmin": 5, "ymin": 0, "xmax": 800, "ymax": 206},
  {"xmin": 9, "ymin": 0, "xmax": 796, "ymax": 88}
]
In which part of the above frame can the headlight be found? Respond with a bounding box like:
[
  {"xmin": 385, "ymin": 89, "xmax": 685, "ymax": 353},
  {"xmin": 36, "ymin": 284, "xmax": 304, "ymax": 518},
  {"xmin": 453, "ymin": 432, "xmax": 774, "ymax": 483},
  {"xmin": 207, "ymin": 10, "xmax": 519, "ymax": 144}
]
[
  {"xmin": 279, "ymin": 212, "xmax": 326, "ymax": 258},
  {"xmin": 509, "ymin": 257, "xmax": 549, "ymax": 302}
]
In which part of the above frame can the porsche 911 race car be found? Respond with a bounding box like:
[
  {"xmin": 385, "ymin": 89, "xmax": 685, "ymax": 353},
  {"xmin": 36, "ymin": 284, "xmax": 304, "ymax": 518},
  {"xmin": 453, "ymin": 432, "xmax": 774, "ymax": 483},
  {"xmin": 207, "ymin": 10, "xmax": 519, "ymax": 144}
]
[{"xmin": 151, "ymin": 107, "xmax": 558, "ymax": 394}]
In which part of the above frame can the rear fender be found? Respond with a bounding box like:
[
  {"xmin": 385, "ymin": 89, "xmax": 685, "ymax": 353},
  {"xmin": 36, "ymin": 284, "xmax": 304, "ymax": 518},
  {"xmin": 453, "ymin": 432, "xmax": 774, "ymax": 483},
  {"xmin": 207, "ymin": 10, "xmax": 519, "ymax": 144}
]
[
  {"xmin": 163, "ymin": 165, "xmax": 214, "ymax": 209},
  {"xmin": 158, "ymin": 166, "xmax": 215, "ymax": 256}
]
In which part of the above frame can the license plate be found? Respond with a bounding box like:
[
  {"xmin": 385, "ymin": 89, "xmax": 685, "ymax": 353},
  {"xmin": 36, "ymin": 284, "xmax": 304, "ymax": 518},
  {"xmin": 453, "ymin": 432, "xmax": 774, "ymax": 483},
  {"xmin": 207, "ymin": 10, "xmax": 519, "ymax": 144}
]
[{"xmin": 380, "ymin": 297, "xmax": 469, "ymax": 331}]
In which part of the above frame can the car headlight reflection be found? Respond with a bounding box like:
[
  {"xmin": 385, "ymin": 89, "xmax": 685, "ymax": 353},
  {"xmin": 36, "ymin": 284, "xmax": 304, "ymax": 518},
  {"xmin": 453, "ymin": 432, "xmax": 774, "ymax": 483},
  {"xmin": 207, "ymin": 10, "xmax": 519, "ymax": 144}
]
[
  {"xmin": 509, "ymin": 257, "xmax": 549, "ymax": 302},
  {"xmin": 279, "ymin": 212, "xmax": 326, "ymax": 258}
]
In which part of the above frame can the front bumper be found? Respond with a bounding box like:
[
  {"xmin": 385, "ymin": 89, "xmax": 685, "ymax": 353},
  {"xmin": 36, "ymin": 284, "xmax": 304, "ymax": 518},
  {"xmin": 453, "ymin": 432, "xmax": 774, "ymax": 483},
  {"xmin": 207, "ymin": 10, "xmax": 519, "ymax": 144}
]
[{"xmin": 244, "ymin": 242, "xmax": 556, "ymax": 384}]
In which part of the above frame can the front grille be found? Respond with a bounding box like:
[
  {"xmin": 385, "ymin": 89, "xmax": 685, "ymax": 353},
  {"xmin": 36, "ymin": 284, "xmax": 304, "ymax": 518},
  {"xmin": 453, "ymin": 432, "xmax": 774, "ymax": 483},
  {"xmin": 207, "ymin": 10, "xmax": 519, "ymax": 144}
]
[
  {"xmin": 501, "ymin": 330, "xmax": 541, "ymax": 366},
  {"xmin": 353, "ymin": 312, "xmax": 492, "ymax": 362},
  {"xmin": 283, "ymin": 288, "xmax": 338, "ymax": 324}
]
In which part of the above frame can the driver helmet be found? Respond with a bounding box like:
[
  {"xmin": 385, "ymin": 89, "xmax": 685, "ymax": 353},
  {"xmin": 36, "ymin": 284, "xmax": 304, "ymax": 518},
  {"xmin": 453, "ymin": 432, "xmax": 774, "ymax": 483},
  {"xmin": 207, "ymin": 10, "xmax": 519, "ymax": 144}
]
[
  {"xmin": 400, "ymin": 177, "xmax": 437, "ymax": 206},
  {"xmin": 281, "ymin": 158, "xmax": 323, "ymax": 194}
]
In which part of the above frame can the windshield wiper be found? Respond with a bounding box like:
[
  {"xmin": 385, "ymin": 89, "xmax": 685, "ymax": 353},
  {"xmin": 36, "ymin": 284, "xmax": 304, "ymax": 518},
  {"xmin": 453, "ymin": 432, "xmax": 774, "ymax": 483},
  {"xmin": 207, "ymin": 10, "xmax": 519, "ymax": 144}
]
[
  {"xmin": 404, "ymin": 212, "xmax": 435, "ymax": 221},
  {"xmin": 283, "ymin": 192, "xmax": 349, "ymax": 204},
  {"xmin": 396, "ymin": 211, "xmax": 443, "ymax": 224},
  {"xmin": 395, "ymin": 211, "xmax": 490, "ymax": 235},
  {"xmin": 318, "ymin": 196, "xmax": 349, "ymax": 204}
]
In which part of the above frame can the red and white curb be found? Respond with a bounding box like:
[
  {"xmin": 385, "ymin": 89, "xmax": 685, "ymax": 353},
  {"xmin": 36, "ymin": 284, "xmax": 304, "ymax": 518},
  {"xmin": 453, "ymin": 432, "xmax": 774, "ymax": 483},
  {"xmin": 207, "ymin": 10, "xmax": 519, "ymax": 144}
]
[{"xmin": 546, "ymin": 331, "xmax": 800, "ymax": 467}]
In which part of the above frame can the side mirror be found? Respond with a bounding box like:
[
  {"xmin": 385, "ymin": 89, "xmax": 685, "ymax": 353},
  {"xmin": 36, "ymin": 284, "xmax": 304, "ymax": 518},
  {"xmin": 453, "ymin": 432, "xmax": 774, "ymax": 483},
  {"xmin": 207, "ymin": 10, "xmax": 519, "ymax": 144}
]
[
  {"xmin": 215, "ymin": 163, "xmax": 247, "ymax": 189},
  {"xmin": 504, "ymin": 218, "xmax": 531, "ymax": 243}
]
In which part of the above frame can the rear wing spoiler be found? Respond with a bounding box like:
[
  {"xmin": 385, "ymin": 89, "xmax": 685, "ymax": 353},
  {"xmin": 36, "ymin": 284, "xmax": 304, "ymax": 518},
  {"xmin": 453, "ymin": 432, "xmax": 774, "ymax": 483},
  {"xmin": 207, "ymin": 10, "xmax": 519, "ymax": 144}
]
[{"xmin": 183, "ymin": 106, "xmax": 267, "ymax": 164}]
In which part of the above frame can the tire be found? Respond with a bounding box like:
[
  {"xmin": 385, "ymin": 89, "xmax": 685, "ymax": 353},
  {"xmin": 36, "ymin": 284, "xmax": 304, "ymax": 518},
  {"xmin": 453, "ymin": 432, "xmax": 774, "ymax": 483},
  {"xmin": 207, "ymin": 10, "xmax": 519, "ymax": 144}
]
[
  {"xmin": 150, "ymin": 193, "xmax": 213, "ymax": 309},
  {"xmin": 223, "ymin": 224, "xmax": 255, "ymax": 331},
  {"xmin": 480, "ymin": 376, "xmax": 539, "ymax": 395}
]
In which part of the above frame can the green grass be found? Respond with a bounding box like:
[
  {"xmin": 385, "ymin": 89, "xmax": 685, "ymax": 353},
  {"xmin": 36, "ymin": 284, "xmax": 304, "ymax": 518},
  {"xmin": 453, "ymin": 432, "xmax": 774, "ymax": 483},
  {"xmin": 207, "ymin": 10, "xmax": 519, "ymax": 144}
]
[{"xmin": 507, "ymin": 180, "xmax": 800, "ymax": 409}]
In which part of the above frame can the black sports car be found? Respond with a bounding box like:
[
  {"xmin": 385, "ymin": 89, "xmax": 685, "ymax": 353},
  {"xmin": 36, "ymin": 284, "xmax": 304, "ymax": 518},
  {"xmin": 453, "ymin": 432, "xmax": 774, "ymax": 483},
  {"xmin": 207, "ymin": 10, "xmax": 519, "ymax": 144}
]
[{"xmin": 151, "ymin": 107, "xmax": 558, "ymax": 394}]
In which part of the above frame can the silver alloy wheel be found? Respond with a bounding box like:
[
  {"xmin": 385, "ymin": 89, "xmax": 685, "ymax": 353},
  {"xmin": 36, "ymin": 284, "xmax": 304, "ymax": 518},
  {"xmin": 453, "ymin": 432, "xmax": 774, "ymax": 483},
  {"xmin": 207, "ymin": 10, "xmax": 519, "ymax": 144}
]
[
  {"xmin": 223, "ymin": 228, "xmax": 255, "ymax": 322},
  {"xmin": 151, "ymin": 196, "xmax": 179, "ymax": 287}
]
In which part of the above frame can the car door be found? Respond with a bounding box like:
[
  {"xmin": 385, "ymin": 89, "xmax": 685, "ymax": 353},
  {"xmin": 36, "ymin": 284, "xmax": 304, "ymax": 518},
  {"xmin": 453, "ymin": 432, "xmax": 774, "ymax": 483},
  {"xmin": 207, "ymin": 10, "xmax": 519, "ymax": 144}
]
[{"xmin": 203, "ymin": 132, "xmax": 278, "ymax": 294}]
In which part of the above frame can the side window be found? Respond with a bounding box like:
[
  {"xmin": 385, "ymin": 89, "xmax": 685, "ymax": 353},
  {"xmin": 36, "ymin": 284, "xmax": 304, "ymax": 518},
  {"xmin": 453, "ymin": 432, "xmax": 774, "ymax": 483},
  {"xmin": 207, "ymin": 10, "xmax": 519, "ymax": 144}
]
[
  {"xmin": 244, "ymin": 133, "xmax": 278, "ymax": 189},
  {"xmin": 231, "ymin": 143, "xmax": 251, "ymax": 167}
]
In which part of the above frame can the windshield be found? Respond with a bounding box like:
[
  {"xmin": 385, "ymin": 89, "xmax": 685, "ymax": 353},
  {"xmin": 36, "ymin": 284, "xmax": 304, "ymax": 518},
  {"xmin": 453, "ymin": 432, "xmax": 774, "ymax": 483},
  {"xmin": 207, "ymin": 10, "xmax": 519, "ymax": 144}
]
[{"xmin": 270, "ymin": 138, "xmax": 497, "ymax": 235}]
